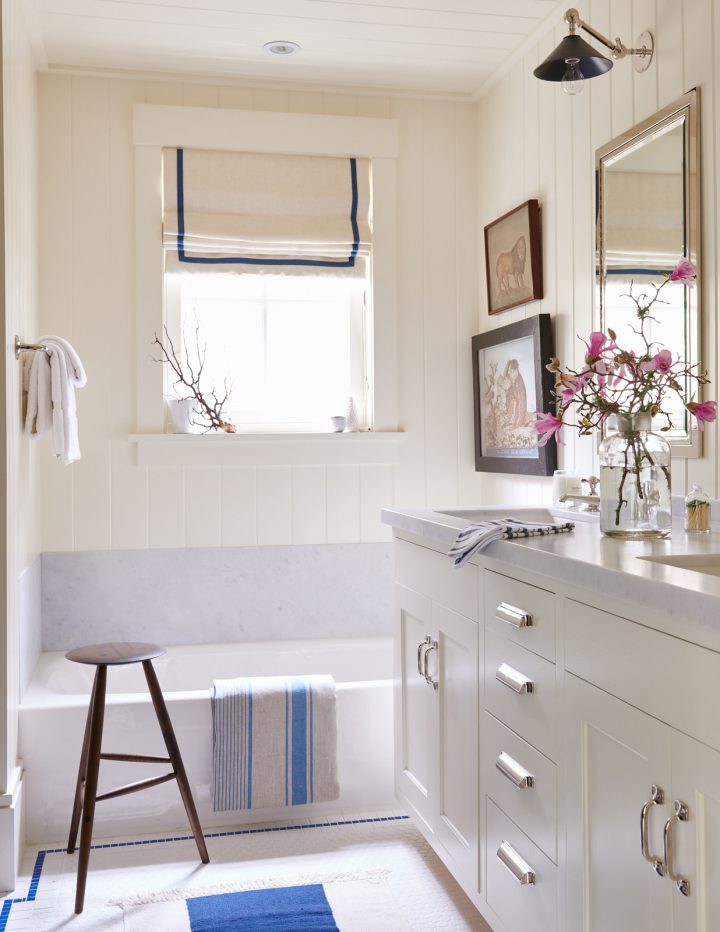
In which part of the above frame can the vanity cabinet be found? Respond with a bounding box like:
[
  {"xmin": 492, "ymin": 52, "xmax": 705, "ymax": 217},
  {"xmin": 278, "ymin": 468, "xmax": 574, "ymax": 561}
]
[
  {"xmin": 389, "ymin": 526, "xmax": 720, "ymax": 931},
  {"xmin": 566, "ymin": 661, "xmax": 720, "ymax": 932},
  {"xmin": 394, "ymin": 540, "xmax": 479, "ymax": 899}
]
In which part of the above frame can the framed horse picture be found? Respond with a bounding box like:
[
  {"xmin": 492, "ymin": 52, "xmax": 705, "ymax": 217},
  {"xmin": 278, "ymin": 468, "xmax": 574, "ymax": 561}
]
[
  {"xmin": 472, "ymin": 314, "xmax": 556, "ymax": 475},
  {"xmin": 484, "ymin": 199, "xmax": 543, "ymax": 315}
]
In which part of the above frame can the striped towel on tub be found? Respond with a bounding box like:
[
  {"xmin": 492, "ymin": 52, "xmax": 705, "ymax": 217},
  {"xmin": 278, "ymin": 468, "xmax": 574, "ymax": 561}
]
[{"xmin": 211, "ymin": 675, "xmax": 339, "ymax": 812}]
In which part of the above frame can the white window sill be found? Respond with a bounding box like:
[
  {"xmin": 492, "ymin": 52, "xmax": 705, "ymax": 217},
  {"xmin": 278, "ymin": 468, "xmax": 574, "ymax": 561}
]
[{"xmin": 128, "ymin": 431, "xmax": 404, "ymax": 467}]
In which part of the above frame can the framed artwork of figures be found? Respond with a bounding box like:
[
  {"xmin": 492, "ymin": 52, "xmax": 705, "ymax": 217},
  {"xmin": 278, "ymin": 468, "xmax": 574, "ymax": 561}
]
[
  {"xmin": 484, "ymin": 199, "xmax": 543, "ymax": 315},
  {"xmin": 472, "ymin": 314, "xmax": 556, "ymax": 475}
]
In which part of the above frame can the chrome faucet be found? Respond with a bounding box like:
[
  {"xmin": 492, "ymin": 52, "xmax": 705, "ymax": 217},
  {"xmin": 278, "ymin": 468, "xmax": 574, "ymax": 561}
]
[{"xmin": 559, "ymin": 476, "xmax": 600, "ymax": 513}]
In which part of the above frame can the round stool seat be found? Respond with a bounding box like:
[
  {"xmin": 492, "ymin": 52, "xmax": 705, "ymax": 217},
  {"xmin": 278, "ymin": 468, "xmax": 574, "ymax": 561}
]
[{"xmin": 65, "ymin": 642, "xmax": 166, "ymax": 666}]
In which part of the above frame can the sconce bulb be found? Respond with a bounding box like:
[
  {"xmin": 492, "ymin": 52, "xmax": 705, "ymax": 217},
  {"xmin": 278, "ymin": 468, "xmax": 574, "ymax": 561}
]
[{"xmin": 561, "ymin": 57, "xmax": 585, "ymax": 95}]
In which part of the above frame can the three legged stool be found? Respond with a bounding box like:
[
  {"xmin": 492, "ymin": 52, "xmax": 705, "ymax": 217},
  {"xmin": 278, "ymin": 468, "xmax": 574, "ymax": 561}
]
[{"xmin": 65, "ymin": 642, "xmax": 209, "ymax": 913}]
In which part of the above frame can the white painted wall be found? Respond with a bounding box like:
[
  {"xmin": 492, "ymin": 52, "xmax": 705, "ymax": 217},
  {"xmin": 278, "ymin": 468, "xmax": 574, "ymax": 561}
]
[
  {"xmin": 1, "ymin": 0, "xmax": 40, "ymax": 888},
  {"xmin": 474, "ymin": 0, "xmax": 719, "ymax": 504},
  {"xmin": 37, "ymin": 77, "xmax": 478, "ymax": 551}
]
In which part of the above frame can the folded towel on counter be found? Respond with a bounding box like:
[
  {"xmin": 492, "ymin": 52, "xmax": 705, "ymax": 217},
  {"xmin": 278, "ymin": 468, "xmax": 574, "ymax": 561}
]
[
  {"xmin": 448, "ymin": 519, "xmax": 575, "ymax": 567},
  {"xmin": 23, "ymin": 335, "xmax": 87, "ymax": 465},
  {"xmin": 211, "ymin": 675, "xmax": 339, "ymax": 812}
]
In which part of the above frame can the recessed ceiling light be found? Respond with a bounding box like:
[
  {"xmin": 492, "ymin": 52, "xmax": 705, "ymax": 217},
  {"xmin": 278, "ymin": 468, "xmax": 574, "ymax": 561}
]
[{"xmin": 263, "ymin": 41, "xmax": 301, "ymax": 56}]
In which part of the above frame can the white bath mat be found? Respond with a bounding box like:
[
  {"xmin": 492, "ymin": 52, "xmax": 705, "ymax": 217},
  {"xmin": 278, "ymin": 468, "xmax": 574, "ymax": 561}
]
[
  {"xmin": 4, "ymin": 815, "xmax": 487, "ymax": 931},
  {"xmin": 118, "ymin": 871, "xmax": 409, "ymax": 932}
]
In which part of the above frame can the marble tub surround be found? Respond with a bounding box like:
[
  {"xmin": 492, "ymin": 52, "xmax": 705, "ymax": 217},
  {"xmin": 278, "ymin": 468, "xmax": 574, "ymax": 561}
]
[
  {"xmin": 41, "ymin": 543, "xmax": 393, "ymax": 650},
  {"xmin": 382, "ymin": 507, "xmax": 720, "ymax": 647}
]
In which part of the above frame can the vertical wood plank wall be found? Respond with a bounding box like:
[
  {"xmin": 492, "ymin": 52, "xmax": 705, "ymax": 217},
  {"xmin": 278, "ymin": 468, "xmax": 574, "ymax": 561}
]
[
  {"xmin": 476, "ymin": 0, "xmax": 719, "ymax": 505},
  {"xmin": 2, "ymin": 0, "xmax": 39, "ymax": 791},
  {"xmin": 38, "ymin": 78, "xmax": 479, "ymax": 552}
]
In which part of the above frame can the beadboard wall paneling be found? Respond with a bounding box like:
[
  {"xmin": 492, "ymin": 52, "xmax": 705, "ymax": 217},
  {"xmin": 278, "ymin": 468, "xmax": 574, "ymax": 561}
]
[
  {"xmin": 474, "ymin": 0, "xmax": 719, "ymax": 503},
  {"xmin": 2, "ymin": 0, "xmax": 41, "ymax": 812},
  {"xmin": 37, "ymin": 76, "xmax": 478, "ymax": 551}
]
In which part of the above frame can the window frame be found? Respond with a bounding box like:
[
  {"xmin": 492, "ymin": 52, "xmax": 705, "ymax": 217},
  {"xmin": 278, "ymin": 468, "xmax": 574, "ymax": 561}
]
[
  {"xmin": 133, "ymin": 103, "xmax": 398, "ymax": 437},
  {"xmin": 164, "ymin": 271, "xmax": 372, "ymax": 432}
]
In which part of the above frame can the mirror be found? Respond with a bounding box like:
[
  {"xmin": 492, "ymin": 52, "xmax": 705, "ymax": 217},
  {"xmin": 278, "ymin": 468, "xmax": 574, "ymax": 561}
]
[{"xmin": 596, "ymin": 89, "xmax": 700, "ymax": 455}]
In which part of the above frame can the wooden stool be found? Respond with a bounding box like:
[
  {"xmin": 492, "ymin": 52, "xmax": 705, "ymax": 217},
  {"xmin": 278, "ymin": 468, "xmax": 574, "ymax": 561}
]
[{"xmin": 65, "ymin": 642, "xmax": 209, "ymax": 913}]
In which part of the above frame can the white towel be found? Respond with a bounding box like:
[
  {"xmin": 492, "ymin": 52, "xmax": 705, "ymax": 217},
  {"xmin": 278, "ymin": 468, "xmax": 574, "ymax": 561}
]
[
  {"xmin": 24, "ymin": 335, "xmax": 87, "ymax": 465},
  {"xmin": 448, "ymin": 519, "xmax": 575, "ymax": 567},
  {"xmin": 211, "ymin": 674, "xmax": 339, "ymax": 812}
]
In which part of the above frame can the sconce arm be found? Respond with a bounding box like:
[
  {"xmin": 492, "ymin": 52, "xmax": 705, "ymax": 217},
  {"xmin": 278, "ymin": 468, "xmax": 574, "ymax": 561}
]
[{"xmin": 564, "ymin": 7, "xmax": 651, "ymax": 61}]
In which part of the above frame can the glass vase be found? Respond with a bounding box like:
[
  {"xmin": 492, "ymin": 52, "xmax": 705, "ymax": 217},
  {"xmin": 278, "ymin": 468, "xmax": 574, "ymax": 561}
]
[{"xmin": 598, "ymin": 412, "xmax": 672, "ymax": 539}]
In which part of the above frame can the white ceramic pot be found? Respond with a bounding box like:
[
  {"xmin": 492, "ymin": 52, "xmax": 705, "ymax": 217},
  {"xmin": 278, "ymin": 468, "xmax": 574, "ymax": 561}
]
[{"xmin": 167, "ymin": 398, "xmax": 197, "ymax": 433}]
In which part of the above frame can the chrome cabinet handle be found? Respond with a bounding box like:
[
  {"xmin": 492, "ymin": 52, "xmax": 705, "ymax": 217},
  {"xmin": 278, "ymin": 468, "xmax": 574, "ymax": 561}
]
[
  {"xmin": 495, "ymin": 602, "xmax": 532, "ymax": 628},
  {"xmin": 640, "ymin": 784, "xmax": 665, "ymax": 876},
  {"xmin": 417, "ymin": 636, "xmax": 432, "ymax": 679},
  {"xmin": 497, "ymin": 840, "xmax": 535, "ymax": 885},
  {"xmin": 496, "ymin": 663, "xmax": 534, "ymax": 694},
  {"xmin": 663, "ymin": 800, "xmax": 691, "ymax": 896},
  {"xmin": 423, "ymin": 639, "xmax": 439, "ymax": 690},
  {"xmin": 496, "ymin": 751, "xmax": 534, "ymax": 789}
]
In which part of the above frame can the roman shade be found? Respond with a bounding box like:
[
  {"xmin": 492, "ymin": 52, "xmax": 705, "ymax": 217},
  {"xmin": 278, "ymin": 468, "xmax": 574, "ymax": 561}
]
[{"xmin": 162, "ymin": 147, "xmax": 372, "ymax": 276}]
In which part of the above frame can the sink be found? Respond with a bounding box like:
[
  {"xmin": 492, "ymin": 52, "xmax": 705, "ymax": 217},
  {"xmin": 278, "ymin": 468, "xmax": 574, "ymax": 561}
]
[
  {"xmin": 638, "ymin": 553, "xmax": 720, "ymax": 578},
  {"xmin": 434, "ymin": 507, "xmax": 557, "ymax": 524}
]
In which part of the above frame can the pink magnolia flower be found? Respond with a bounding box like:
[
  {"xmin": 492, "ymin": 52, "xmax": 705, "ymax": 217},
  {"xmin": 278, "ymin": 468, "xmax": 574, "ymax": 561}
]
[
  {"xmin": 583, "ymin": 331, "xmax": 616, "ymax": 364},
  {"xmin": 640, "ymin": 349, "xmax": 673, "ymax": 374},
  {"xmin": 652, "ymin": 349, "xmax": 673, "ymax": 373},
  {"xmin": 686, "ymin": 400, "xmax": 717, "ymax": 431},
  {"xmin": 669, "ymin": 258, "xmax": 697, "ymax": 286},
  {"xmin": 535, "ymin": 411, "xmax": 565, "ymax": 447}
]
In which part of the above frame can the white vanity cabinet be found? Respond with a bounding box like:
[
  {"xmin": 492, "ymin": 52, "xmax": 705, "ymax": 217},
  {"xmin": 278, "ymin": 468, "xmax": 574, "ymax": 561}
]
[
  {"xmin": 388, "ymin": 519, "xmax": 720, "ymax": 932},
  {"xmin": 564, "ymin": 602, "xmax": 720, "ymax": 932},
  {"xmin": 394, "ymin": 539, "xmax": 480, "ymax": 900}
]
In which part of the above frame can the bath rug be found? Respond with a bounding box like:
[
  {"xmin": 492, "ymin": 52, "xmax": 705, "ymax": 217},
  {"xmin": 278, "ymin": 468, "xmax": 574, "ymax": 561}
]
[{"xmin": 118, "ymin": 871, "xmax": 410, "ymax": 932}]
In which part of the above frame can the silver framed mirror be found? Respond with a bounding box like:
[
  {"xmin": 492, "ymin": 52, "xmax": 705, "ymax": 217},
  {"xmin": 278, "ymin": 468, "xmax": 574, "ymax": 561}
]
[{"xmin": 596, "ymin": 88, "xmax": 700, "ymax": 456}]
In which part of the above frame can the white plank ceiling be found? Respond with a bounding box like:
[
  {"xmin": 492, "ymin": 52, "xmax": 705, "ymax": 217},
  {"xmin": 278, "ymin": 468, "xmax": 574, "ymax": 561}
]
[{"xmin": 32, "ymin": 0, "xmax": 563, "ymax": 97}]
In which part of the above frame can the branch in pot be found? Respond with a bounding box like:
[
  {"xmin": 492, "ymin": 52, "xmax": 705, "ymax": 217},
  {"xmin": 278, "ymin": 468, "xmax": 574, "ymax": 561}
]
[{"xmin": 151, "ymin": 326, "xmax": 236, "ymax": 433}]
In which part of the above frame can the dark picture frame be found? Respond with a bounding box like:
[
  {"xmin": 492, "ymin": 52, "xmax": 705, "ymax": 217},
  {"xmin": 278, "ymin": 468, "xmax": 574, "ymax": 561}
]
[
  {"xmin": 472, "ymin": 314, "xmax": 556, "ymax": 476},
  {"xmin": 484, "ymin": 199, "xmax": 543, "ymax": 315}
]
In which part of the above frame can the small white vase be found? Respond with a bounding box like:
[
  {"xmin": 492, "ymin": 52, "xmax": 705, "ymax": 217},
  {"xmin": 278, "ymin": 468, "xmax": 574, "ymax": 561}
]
[
  {"xmin": 167, "ymin": 398, "xmax": 197, "ymax": 434},
  {"xmin": 346, "ymin": 396, "xmax": 360, "ymax": 432}
]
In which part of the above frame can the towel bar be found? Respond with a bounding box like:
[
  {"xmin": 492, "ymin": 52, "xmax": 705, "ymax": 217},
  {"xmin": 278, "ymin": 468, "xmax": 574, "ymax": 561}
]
[{"xmin": 14, "ymin": 335, "xmax": 49, "ymax": 359}]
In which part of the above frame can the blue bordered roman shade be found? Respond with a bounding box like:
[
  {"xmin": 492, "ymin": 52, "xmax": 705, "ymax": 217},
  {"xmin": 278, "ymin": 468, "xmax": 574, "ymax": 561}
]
[
  {"xmin": 162, "ymin": 148, "xmax": 372, "ymax": 276},
  {"xmin": 604, "ymin": 169, "xmax": 683, "ymax": 276}
]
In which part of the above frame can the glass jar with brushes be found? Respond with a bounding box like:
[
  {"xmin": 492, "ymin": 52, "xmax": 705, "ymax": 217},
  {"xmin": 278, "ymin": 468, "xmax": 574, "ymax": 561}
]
[{"xmin": 685, "ymin": 485, "xmax": 711, "ymax": 533}]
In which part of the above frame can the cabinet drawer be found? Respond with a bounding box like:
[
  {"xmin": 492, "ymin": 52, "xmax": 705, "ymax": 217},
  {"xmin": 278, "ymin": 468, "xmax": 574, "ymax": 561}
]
[
  {"xmin": 395, "ymin": 539, "xmax": 477, "ymax": 620},
  {"xmin": 482, "ymin": 712, "xmax": 557, "ymax": 862},
  {"xmin": 484, "ymin": 570, "xmax": 556, "ymax": 661},
  {"xmin": 485, "ymin": 630, "xmax": 557, "ymax": 760},
  {"xmin": 486, "ymin": 798, "xmax": 557, "ymax": 932},
  {"xmin": 565, "ymin": 599, "xmax": 720, "ymax": 750}
]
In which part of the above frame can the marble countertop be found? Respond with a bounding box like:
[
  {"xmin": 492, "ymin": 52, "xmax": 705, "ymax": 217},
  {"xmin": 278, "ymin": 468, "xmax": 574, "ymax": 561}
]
[{"xmin": 382, "ymin": 505, "xmax": 720, "ymax": 631}]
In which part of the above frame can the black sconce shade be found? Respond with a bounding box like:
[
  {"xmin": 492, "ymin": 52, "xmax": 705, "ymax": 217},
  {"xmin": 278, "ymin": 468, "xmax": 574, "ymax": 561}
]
[{"xmin": 533, "ymin": 34, "xmax": 613, "ymax": 81}]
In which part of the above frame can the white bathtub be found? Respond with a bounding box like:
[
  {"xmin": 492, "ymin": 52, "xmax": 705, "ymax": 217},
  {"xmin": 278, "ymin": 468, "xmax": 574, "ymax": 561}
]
[{"xmin": 20, "ymin": 637, "xmax": 394, "ymax": 844}]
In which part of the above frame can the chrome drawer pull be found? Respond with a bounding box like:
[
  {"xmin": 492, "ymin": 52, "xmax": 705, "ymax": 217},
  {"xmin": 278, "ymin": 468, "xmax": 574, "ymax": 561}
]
[
  {"xmin": 423, "ymin": 638, "xmax": 439, "ymax": 690},
  {"xmin": 497, "ymin": 840, "xmax": 535, "ymax": 885},
  {"xmin": 496, "ymin": 663, "xmax": 534, "ymax": 694},
  {"xmin": 417, "ymin": 636, "xmax": 432, "ymax": 679},
  {"xmin": 496, "ymin": 751, "xmax": 534, "ymax": 789},
  {"xmin": 663, "ymin": 800, "xmax": 691, "ymax": 896},
  {"xmin": 495, "ymin": 602, "xmax": 532, "ymax": 628},
  {"xmin": 640, "ymin": 784, "xmax": 665, "ymax": 876}
]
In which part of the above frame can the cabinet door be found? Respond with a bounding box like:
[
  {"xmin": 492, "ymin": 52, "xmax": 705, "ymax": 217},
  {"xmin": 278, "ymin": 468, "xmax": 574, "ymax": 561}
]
[
  {"xmin": 566, "ymin": 675, "xmax": 672, "ymax": 932},
  {"xmin": 668, "ymin": 731, "xmax": 720, "ymax": 931},
  {"xmin": 395, "ymin": 583, "xmax": 436, "ymax": 835},
  {"xmin": 431, "ymin": 602, "xmax": 479, "ymax": 891}
]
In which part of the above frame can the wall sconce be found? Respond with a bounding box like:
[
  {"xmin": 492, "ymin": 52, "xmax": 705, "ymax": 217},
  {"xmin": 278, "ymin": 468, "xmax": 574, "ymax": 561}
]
[{"xmin": 533, "ymin": 8, "xmax": 654, "ymax": 96}]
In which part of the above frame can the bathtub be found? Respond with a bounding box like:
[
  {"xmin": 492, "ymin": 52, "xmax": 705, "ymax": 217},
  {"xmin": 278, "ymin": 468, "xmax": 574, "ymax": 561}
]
[{"xmin": 20, "ymin": 637, "xmax": 394, "ymax": 845}]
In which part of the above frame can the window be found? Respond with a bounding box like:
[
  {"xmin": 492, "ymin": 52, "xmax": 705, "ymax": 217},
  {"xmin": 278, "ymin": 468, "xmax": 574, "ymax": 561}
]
[{"xmin": 165, "ymin": 272, "xmax": 371, "ymax": 432}]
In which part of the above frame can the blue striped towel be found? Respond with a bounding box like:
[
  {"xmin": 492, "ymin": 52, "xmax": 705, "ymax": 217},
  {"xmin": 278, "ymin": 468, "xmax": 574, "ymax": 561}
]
[
  {"xmin": 211, "ymin": 675, "xmax": 339, "ymax": 812},
  {"xmin": 448, "ymin": 519, "xmax": 575, "ymax": 567}
]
